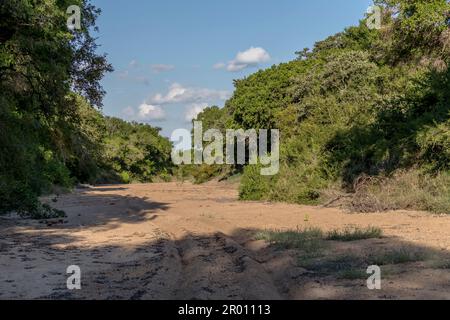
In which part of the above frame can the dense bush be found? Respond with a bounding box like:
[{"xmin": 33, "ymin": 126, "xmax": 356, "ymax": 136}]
[
  {"xmin": 0, "ymin": 1, "xmax": 173, "ymax": 217},
  {"xmin": 195, "ymin": 0, "xmax": 450, "ymax": 213},
  {"xmin": 102, "ymin": 117, "xmax": 173, "ymax": 183}
]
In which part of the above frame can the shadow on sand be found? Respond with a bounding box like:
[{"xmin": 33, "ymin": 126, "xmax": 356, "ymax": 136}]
[{"xmin": 0, "ymin": 187, "xmax": 449, "ymax": 300}]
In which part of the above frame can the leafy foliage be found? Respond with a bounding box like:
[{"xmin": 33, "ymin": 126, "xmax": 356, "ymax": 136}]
[
  {"xmin": 102, "ymin": 117, "xmax": 173, "ymax": 183},
  {"xmin": 195, "ymin": 0, "xmax": 450, "ymax": 213},
  {"xmin": 0, "ymin": 1, "xmax": 172, "ymax": 217}
]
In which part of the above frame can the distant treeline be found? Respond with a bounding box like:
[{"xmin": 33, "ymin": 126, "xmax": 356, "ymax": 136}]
[
  {"xmin": 0, "ymin": 1, "xmax": 173, "ymax": 218},
  {"xmin": 191, "ymin": 0, "xmax": 450, "ymax": 213}
]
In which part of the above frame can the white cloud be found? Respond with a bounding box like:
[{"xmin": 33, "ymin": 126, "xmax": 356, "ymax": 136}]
[
  {"xmin": 185, "ymin": 103, "xmax": 208, "ymax": 122},
  {"xmin": 121, "ymin": 104, "xmax": 166, "ymax": 122},
  {"xmin": 151, "ymin": 83, "xmax": 186, "ymax": 104},
  {"xmin": 222, "ymin": 47, "xmax": 271, "ymax": 72},
  {"xmin": 235, "ymin": 47, "xmax": 271, "ymax": 64},
  {"xmin": 150, "ymin": 83, "xmax": 230, "ymax": 105},
  {"xmin": 137, "ymin": 103, "xmax": 166, "ymax": 121},
  {"xmin": 151, "ymin": 64, "xmax": 175, "ymax": 73},
  {"xmin": 213, "ymin": 62, "xmax": 226, "ymax": 70},
  {"xmin": 227, "ymin": 62, "xmax": 248, "ymax": 72}
]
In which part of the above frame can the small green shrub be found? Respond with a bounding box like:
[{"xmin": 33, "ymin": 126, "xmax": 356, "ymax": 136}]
[
  {"xmin": 239, "ymin": 165, "xmax": 272, "ymax": 201},
  {"xmin": 28, "ymin": 204, "xmax": 66, "ymax": 220},
  {"xmin": 120, "ymin": 171, "xmax": 131, "ymax": 184},
  {"xmin": 0, "ymin": 187, "xmax": 66, "ymax": 219},
  {"xmin": 192, "ymin": 164, "xmax": 223, "ymax": 184}
]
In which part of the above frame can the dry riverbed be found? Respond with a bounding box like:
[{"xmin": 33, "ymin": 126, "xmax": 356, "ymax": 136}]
[{"xmin": 0, "ymin": 182, "xmax": 449, "ymax": 300}]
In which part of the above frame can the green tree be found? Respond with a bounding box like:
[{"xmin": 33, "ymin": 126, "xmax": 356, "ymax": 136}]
[{"xmin": 0, "ymin": 0, "xmax": 112, "ymax": 217}]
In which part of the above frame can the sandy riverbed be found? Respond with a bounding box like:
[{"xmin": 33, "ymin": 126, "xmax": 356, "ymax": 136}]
[{"xmin": 0, "ymin": 182, "xmax": 449, "ymax": 299}]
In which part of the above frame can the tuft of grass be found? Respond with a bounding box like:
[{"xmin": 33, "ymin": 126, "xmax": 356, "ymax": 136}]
[
  {"xmin": 349, "ymin": 170, "xmax": 450, "ymax": 214},
  {"xmin": 429, "ymin": 259, "xmax": 450, "ymax": 269},
  {"xmin": 326, "ymin": 226, "xmax": 383, "ymax": 241},
  {"xmin": 299, "ymin": 254, "xmax": 359, "ymax": 274},
  {"xmin": 255, "ymin": 226, "xmax": 384, "ymax": 254},
  {"xmin": 254, "ymin": 227, "xmax": 325, "ymax": 252},
  {"xmin": 299, "ymin": 248, "xmax": 430, "ymax": 279},
  {"xmin": 367, "ymin": 248, "xmax": 428, "ymax": 265},
  {"xmin": 338, "ymin": 269, "xmax": 368, "ymax": 280}
]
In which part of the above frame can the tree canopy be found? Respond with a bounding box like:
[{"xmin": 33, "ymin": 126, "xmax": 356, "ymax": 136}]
[
  {"xmin": 0, "ymin": 1, "xmax": 173, "ymax": 217},
  {"xmin": 194, "ymin": 0, "xmax": 450, "ymax": 213}
]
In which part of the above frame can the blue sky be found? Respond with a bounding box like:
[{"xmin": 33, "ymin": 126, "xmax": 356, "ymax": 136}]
[{"xmin": 92, "ymin": 0, "xmax": 373, "ymax": 139}]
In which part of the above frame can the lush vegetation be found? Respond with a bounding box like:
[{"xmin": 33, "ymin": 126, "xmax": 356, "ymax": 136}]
[
  {"xmin": 102, "ymin": 117, "xmax": 173, "ymax": 184},
  {"xmin": 2, "ymin": 0, "xmax": 449, "ymax": 218},
  {"xmin": 0, "ymin": 1, "xmax": 173, "ymax": 218},
  {"xmin": 194, "ymin": 0, "xmax": 450, "ymax": 213}
]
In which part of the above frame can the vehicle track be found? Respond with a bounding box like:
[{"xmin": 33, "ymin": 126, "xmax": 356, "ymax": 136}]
[{"xmin": 1, "ymin": 182, "xmax": 449, "ymax": 300}]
